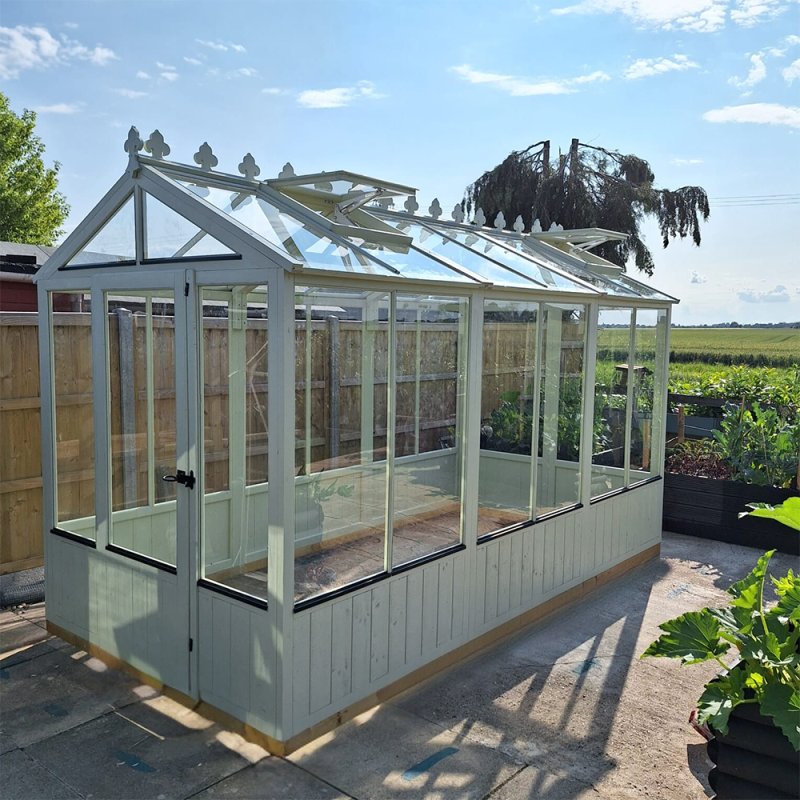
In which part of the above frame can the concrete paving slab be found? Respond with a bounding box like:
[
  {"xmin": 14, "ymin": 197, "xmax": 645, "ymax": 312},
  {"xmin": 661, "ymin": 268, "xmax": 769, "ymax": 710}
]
[
  {"xmin": 190, "ymin": 756, "xmax": 352, "ymax": 799},
  {"xmin": 26, "ymin": 702, "xmax": 251, "ymax": 800},
  {"xmin": 0, "ymin": 646, "xmax": 156, "ymax": 747},
  {"xmin": 0, "ymin": 730, "xmax": 19, "ymax": 756},
  {"xmin": 289, "ymin": 704, "xmax": 524, "ymax": 799},
  {"xmin": 0, "ymin": 748, "xmax": 83, "ymax": 799}
]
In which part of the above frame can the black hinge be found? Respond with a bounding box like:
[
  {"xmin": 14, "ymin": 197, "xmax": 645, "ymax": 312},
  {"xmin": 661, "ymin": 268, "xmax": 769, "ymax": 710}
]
[
  {"xmin": 189, "ymin": 637, "xmax": 194, "ymax": 652},
  {"xmin": 184, "ymin": 281, "xmax": 190, "ymax": 297},
  {"xmin": 161, "ymin": 469, "xmax": 195, "ymax": 490}
]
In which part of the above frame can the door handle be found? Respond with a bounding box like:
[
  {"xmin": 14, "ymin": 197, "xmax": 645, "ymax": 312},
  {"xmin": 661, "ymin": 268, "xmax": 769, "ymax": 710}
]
[{"xmin": 161, "ymin": 469, "xmax": 196, "ymax": 490}]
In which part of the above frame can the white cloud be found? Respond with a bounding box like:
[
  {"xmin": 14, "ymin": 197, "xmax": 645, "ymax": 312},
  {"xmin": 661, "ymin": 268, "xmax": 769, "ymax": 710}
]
[
  {"xmin": 136, "ymin": 70, "xmax": 150, "ymax": 79},
  {"xmin": 729, "ymin": 53, "xmax": 767, "ymax": 91},
  {"xmin": 160, "ymin": 71, "xmax": 179, "ymax": 82},
  {"xmin": 34, "ymin": 102, "xmax": 81, "ymax": 114},
  {"xmin": 297, "ymin": 80, "xmax": 385, "ymax": 108},
  {"xmin": 703, "ymin": 102, "xmax": 800, "ymax": 128},
  {"xmin": 183, "ymin": 56, "xmax": 203, "ymax": 66},
  {"xmin": 230, "ymin": 43, "xmax": 247, "ymax": 53},
  {"xmin": 550, "ymin": 0, "xmax": 796, "ymax": 32},
  {"xmin": 114, "ymin": 88, "xmax": 148, "ymax": 98},
  {"xmin": 450, "ymin": 63, "xmax": 609, "ymax": 96},
  {"xmin": 64, "ymin": 22, "xmax": 79, "ymax": 30},
  {"xmin": 690, "ymin": 271, "xmax": 708, "ymax": 283},
  {"xmin": 195, "ymin": 39, "xmax": 246, "ymax": 53},
  {"xmin": 786, "ymin": 34, "xmax": 800, "ymax": 46},
  {"xmin": 229, "ymin": 67, "xmax": 258, "ymax": 78},
  {"xmin": 783, "ymin": 58, "xmax": 800, "ymax": 83},
  {"xmin": 672, "ymin": 157, "xmax": 704, "ymax": 165},
  {"xmin": 624, "ymin": 54, "xmax": 699, "ymax": 79},
  {"xmin": 738, "ymin": 284, "xmax": 790, "ymax": 302},
  {"xmin": 0, "ymin": 24, "xmax": 117, "ymax": 79},
  {"xmin": 156, "ymin": 61, "xmax": 176, "ymax": 70},
  {"xmin": 262, "ymin": 87, "xmax": 289, "ymax": 95}
]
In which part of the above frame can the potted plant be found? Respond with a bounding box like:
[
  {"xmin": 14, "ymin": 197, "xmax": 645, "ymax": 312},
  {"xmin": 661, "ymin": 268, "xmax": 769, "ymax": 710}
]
[
  {"xmin": 295, "ymin": 474, "xmax": 355, "ymax": 540},
  {"xmin": 642, "ymin": 503, "xmax": 799, "ymax": 797}
]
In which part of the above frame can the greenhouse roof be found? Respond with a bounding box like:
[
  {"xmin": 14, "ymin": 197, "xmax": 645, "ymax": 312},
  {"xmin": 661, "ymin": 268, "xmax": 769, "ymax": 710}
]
[{"xmin": 37, "ymin": 128, "xmax": 678, "ymax": 304}]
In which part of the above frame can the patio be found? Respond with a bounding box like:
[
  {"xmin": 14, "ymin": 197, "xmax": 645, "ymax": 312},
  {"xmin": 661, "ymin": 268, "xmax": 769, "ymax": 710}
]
[{"xmin": 2, "ymin": 531, "xmax": 791, "ymax": 799}]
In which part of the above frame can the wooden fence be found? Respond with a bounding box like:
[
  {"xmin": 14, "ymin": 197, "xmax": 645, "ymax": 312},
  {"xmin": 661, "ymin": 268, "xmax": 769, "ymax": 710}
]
[{"xmin": 0, "ymin": 312, "xmax": 578, "ymax": 575}]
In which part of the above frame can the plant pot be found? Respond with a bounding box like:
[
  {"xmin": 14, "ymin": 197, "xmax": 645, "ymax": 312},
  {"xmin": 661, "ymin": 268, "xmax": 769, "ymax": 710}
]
[
  {"xmin": 707, "ymin": 701, "xmax": 800, "ymax": 799},
  {"xmin": 662, "ymin": 474, "xmax": 799, "ymax": 555}
]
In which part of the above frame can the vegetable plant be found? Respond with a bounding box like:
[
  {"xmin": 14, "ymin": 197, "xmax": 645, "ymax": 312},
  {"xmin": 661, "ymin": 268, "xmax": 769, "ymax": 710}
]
[{"xmin": 642, "ymin": 545, "xmax": 800, "ymax": 751}]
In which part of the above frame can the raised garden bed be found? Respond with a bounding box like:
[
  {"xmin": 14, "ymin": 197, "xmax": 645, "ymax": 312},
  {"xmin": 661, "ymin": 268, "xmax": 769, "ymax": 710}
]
[{"xmin": 662, "ymin": 473, "xmax": 799, "ymax": 555}]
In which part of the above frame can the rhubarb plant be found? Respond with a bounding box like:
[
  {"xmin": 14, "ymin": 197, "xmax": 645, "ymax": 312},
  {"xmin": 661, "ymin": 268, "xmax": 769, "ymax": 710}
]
[{"xmin": 642, "ymin": 549, "xmax": 800, "ymax": 750}]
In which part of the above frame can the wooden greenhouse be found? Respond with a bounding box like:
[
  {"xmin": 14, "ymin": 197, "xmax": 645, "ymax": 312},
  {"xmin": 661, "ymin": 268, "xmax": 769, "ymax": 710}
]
[{"xmin": 36, "ymin": 128, "xmax": 676, "ymax": 753}]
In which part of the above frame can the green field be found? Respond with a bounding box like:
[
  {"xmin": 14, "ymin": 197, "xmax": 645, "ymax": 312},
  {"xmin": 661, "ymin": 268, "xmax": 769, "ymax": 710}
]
[{"xmin": 669, "ymin": 328, "xmax": 800, "ymax": 367}]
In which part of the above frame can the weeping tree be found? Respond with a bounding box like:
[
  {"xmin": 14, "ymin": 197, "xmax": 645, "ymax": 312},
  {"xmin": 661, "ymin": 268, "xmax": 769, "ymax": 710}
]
[{"xmin": 463, "ymin": 139, "xmax": 709, "ymax": 275}]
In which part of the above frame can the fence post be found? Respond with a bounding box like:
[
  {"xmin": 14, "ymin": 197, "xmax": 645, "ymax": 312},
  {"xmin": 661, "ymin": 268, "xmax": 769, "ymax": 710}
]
[
  {"xmin": 676, "ymin": 404, "xmax": 685, "ymax": 443},
  {"xmin": 327, "ymin": 315, "xmax": 340, "ymax": 460},
  {"xmin": 115, "ymin": 308, "xmax": 138, "ymax": 507}
]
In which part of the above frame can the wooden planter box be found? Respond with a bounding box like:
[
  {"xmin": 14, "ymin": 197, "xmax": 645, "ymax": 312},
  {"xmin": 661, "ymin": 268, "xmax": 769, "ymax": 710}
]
[
  {"xmin": 707, "ymin": 700, "xmax": 800, "ymax": 799},
  {"xmin": 662, "ymin": 474, "xmax": 799, "ymax": 555}
]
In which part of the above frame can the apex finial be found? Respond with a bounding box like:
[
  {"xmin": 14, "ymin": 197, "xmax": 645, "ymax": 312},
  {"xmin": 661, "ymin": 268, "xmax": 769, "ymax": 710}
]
[
  {"xmin": 144, "ymin": 129, "xmax": 170, "ymax": 160},
  {"xmin": 428, "ymin": 198, "xmax": 442, "ymax": 219},
  {"xmin": 473, "ymin": 207, "xmax": 486, "ymax": 227},
  {"xmin": 375, "ymin": 197, "xmax": 394, "ymax": 209},
  {"xmin": 278, "ymin": 162, "xmax": 295, "ymax": 179},
  {"xmin": 493, "ymin": 211, "xmax": 506, "ymax": 230},
  {"xmin": 238, "ymin": 153, "xmax": 261, "ymax": 179},
  {"xmin": 513, "ymin": 215, "xmax": 525, "ymax": 233},
  {"xmin": 194, "ymin": 142, "xmax": 218, "ymax": 171},
  {"xmin": 451, "ymin": 203, "xmax": 464, "ymax": 224},
  {"xmin": 124, "ymin": 126, "xmax": 143, "ymax": 157},
  {"xmin": 532, "ymin": 218, "xmax": 542, "ymax": 233},
  {"xmin": 404, "ymin": 195, "xmax": 419, "ymax": 214},
  {"xmin": 549, "ymin": 221, "xmax": 558, "ymax": 231}
]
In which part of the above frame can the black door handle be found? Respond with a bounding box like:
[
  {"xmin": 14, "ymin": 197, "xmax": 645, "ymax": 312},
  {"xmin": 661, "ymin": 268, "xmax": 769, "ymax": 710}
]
[{"xmin": 161, "ymin": 469, "xmax": 195, "ymax": 490}]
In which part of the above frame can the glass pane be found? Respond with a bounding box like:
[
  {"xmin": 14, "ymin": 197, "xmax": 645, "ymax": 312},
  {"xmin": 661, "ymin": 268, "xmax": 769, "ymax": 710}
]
[
  {"xmin": 294, "ymin": 287, "xmax": 389, "ymax": 604},
  {"xmin": 536, "ymin": 304, "xmax": 586, "ymax": 515},
  {"xmin": 181, "ymin": 182, "xmax": 394, "ymax": 276},
  {"xmin": 479, "ymin": 300, "xmax": 537, "ymax": 536},
  {"xmin": 393, "ymin": 294, "xmax": 466, "ymax": 567},
  {"xmin": 145, "ymin": 193, "xmax": 234, "ymax": 259},
  {"xmin": 108, "ymin": 292, "xmax": 177, "ymax": 565},
  {"xmin": 52, "ymin": 292, "xmax": 95, "ymax": 537},
  {"xmin": 66, "ymin": 196, "xmax": 135, "ymax": 266},
  {"xmin": 200, "ymin": 286, "xmax": 269, "ymax": 600},
  {"xmin": 629, "ymin": 309, "xmax": 665, "ymax": 482},
  {"xmin": 592, "ymin": 308, "xmax": 632, "ymax": 498},
  {"xmin": 359, "ymin": 241, "xmax": 478, "ymax": 283}
]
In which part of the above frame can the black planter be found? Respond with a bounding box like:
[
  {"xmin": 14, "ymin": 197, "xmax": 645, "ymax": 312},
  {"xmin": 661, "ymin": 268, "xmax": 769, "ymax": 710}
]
[
  {"xmin": 707, "ymin": 701, "xmax": 800, "ymax": 799},
  {"xmin": 662, "ymin": 474, "xmax": 799, "ymax": 555}
]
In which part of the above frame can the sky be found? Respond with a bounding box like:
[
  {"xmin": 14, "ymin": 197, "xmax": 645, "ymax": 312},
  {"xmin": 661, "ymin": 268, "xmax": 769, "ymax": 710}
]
[{"xmin": 1, "ymin": 0, "xmax": 799, "ymax": 325}]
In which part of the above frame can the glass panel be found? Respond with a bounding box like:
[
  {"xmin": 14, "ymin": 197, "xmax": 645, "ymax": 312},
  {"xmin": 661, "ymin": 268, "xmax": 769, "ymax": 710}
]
[
  {"xmin": 66, "ymin": 196, "xmax": 135, "ymax": 266},
  {"xmin": 181, "ymin": 182, "xmax": 395, "ymax": 276},
  {"xmin": 478, "ymin": 300, "xmax": 537, "ymax": 536},
  {"xmin": 392, "ymin": 222, "xmax": 538, "ymax": 288},
  {"xmin": 108, "ymin": 292, "xmax": 177, "ymax": 565},
  {"xmin": 592, "ymin": 308, "xmax": 633, "ymax": 498},
  {"xmin": 359, "ymin": 241, "xmax": 478, "ymax": 283},
  {"xmin": 536, "ymin": 304, "xmax": 586, "ymax": 515},
  {"xmin": 200, "ymin": 286, "xmax": 269, "ymax": 600},
  {"xmin": 294, "ymin": 287, "xmax": 390, "ymax": 604},
  {"xmin": 51, "ymin": 292, "xmax": 95, "ymax": 537},
  {"xmin": 144, "ymin": 193, "xmax": 235, "ymax": 259},
  {"xmin": 629, "ymin": 309, "xmax": 665, "ymax": 482},
  {"xmin": 392, "ymin": 294, "xmax": 467, "ymax": 567}
]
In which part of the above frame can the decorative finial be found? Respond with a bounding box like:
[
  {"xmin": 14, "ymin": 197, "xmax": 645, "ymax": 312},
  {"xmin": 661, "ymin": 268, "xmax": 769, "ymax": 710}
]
[
  {"xmin": 375, "ymin": 197, "xmax": 394, "ymax": 209},
  {"xmin": 194, "ymin": 142, "xmax": 218, "ymax": 171},
  {"xmin": 144, "ymin": 129, "xmax": 170, "ymax": 160},
  {"xmin": 532, "ymin": 218, "xmax": 542, "ymax": 233},
  {"xmin": 404, "ymin": 195, "xmax": 419, "ymax": 214},
  {"xmin": 513, "ymin": 215, "xmax": 525, "ymax": 233},
  {"xmin": 549, "ymin": 221, "xmax": 558, "ymax": 231},
  {"xmin": 451, "ymin": 203, "xmax": 464, "ymax": 224},
  {"xmin": 428, "ymin": 198, "xmax": 442, "ymax": 219},
  {"xmin": 557, "ymin": 223, "xmax": 564, "ymax": 231},
  {"xmin": 278, "ymin": 162, "xmax": 295, "ymax": 179},
  {"xmin": 238, "ymin": 153, "xmax": 261, "ymax": 179},
  {"xmin": 124, "ymin": 126, "xmax": 144, "ymax": 157},
  {"xmin": 473, "ymin": 207, "xmax": 486, "ymax": 227},
  {"xmin": 493, "ymin": 211, "xmax": 506, "ymax": 230}
]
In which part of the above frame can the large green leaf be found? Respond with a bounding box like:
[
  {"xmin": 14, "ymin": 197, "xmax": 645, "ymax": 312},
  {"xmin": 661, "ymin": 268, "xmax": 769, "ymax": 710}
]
[
  {"xmin": 739, "ymin": 498, "xmax": 800, "ymax": 532},
  {"xmin": 727, "ymin": 550, "xmax": 774, "ymax": 614},
  {"xmin": 641, "ymin": 609, "xmax": 729, "ymax": 664},
  {"xmin": 760, "ymin": 683, "xmax": 800, "ymax": 751},
  {"xmin": 771, "ymin": 569, "xmax": 800, "ymax": 623},
  {"xmin": 697, "ymin": 670, "xmax": 747, "ymax": 735}
]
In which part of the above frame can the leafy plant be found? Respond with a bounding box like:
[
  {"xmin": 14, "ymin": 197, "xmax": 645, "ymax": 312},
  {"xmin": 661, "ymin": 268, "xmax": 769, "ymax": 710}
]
[
  {"xmin": 714, "ymin": 403, "xmax": 800, "ymax": 488},
  {"xmin": 642, "ymin": 549, "xmax": 800, "ymax": 750},
  {"xmin": 665, "ymin": 438, "xmax": 733, "ymax": 480},
  {"xmin": 740, "ymin": 497, "xmax": 800, "ymax": 532},
  {"xmin": 310, "ymin": 476, "xmax": 355, "ymax": 504}
]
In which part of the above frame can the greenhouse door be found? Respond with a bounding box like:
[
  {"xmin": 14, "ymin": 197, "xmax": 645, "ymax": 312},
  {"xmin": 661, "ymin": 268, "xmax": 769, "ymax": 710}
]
[{"xmin": 101, "ymin": 271, "xmax": 196, "ymax": 697}]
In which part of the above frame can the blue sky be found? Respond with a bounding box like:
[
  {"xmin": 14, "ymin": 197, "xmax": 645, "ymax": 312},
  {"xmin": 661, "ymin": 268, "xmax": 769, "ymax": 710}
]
[{"xmin": 2, "ymin": 0, "xmax": 799, "ymax": 324}]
